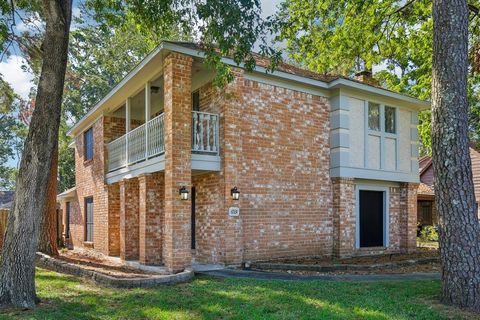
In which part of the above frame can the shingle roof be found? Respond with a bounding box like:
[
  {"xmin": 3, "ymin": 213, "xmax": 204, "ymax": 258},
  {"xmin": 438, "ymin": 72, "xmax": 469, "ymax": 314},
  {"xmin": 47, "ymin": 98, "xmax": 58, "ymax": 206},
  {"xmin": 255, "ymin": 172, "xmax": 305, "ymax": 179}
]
[{"xmin": 165, "ymin": 41, "xmax": 341, "ymax": 83}]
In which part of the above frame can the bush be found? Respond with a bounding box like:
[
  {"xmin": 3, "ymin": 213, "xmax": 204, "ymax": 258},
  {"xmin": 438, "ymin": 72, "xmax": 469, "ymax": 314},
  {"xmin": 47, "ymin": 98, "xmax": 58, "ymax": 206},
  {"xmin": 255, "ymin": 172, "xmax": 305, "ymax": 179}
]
[{"xmin": 419, "ymin": 225, "xmax": 439, "ymax": 242}]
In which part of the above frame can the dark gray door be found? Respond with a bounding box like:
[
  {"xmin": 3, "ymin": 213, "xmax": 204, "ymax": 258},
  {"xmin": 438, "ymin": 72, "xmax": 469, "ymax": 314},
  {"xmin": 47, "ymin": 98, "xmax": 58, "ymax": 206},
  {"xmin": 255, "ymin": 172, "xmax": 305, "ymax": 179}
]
[{"xmin": 359, "ymin": 190, "xmax": 384, "ymax": 247}]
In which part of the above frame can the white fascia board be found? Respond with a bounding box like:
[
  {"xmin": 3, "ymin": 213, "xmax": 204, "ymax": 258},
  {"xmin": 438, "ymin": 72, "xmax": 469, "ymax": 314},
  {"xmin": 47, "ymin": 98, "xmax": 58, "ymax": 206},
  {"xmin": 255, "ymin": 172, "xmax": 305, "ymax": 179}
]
[{"xmin": 328, "ymin": 79, "xmax": 430, "ymax": 110}]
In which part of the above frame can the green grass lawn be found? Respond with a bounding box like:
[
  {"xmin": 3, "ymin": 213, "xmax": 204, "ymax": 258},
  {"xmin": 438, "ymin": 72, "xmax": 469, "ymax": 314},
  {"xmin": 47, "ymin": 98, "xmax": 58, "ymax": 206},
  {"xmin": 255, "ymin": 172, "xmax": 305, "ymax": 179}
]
[{"xmin": 0, "ymin": 268, "xmax": 475, "ymax": 320}]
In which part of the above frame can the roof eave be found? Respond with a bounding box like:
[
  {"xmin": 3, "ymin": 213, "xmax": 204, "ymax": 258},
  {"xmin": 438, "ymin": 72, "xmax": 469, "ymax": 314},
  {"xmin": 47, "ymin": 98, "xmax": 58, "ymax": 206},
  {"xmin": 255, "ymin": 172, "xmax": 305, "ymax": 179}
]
[
  {"xmin": 328, "ymin": 79, "xmax": 430, "ymax": 110},
  {"xmin": 67, "ymin": 41, "xmax": 430, "ymax": 137}
]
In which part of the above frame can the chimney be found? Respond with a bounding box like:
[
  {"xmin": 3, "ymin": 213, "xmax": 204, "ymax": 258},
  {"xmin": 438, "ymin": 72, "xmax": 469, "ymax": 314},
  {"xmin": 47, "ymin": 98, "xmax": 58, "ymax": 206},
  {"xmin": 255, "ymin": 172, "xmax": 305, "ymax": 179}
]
[{"xmin": 354, "ymin": 70, "xmax": 379, "ymax": 86}]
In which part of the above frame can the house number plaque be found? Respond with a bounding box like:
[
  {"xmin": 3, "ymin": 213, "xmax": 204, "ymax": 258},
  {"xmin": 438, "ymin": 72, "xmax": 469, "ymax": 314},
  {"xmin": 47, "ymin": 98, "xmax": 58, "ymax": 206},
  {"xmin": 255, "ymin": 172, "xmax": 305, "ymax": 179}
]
[{"xmin": 228, "ymin": 207, "xmax": 240, "ymax": 217}]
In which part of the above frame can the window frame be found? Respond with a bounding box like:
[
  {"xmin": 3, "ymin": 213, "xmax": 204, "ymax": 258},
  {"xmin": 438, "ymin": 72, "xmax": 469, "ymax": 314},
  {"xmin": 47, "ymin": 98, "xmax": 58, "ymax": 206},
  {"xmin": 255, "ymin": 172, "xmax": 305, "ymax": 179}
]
[
  {"xmin": 367, "ymin": 102, "xmax": 397, "ymax": 134},
  {"xmin": 84, "ymin": 127, "xmax": 94, "ymax": 161},
  {"xmin": 364, "ymin": 100, "xmax": 400, "ymax": 171},
  {"xmin": 84, "ymin": 197, "xmax": 94, "ymax": 242}
]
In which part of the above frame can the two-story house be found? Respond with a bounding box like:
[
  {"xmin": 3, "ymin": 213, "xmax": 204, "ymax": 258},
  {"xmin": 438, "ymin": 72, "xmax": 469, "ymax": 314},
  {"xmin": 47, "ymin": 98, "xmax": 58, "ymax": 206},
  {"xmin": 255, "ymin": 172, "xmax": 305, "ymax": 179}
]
[{"xmin": 56, "ymin": 41, "xmax": 428, "ymax": 273}]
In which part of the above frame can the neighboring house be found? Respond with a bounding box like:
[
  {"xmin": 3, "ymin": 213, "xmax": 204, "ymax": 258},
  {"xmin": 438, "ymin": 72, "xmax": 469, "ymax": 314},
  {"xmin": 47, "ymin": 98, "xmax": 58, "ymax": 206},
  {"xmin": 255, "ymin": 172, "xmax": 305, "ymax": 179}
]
[
  {"xmin": 417, "ymin": 146, "xmax": 480, "ymax": 226},
  {"xmin": 0, "ymin": 191, "xmax": 14, "ymax": 210},
  {"xmin": 57, "ymin": 41, "xmax": 428, "ymax": 273}
]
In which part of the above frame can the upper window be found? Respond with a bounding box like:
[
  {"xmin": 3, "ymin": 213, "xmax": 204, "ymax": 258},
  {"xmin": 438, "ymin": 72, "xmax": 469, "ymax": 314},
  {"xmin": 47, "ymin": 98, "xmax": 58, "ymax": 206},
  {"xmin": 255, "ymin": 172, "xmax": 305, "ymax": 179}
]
[
  {"xmin": 84, "ymin": 128, "xmax": 93, "ymax": 161},
  {"xmin": 192, "ymin": 90, "xmax": 200, "ymax": 111},
  {"xmin": 385, "ymin": 106, "xmax": 396, "ymax": 133},
  {"xmin": 368, "ymin": 102, "xmax": 380, "ymax": 131},
  {"xmin": 368, "ymin": 102, "xmax": 396, "ymax": 134}
]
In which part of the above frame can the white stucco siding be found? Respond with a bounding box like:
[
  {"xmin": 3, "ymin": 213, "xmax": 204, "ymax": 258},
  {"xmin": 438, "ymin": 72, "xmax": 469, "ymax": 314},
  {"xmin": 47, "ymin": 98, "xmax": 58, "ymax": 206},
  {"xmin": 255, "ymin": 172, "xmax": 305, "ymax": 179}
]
[
  {"xmin": 398, "ymin": 109, "xmax": 412, "ymax": 172},
  {"xmin": 367, "ymin": 135, "xmax": 381, "ymax": 169},
  {"xmin": 349, "ymin": 97, "xmax": 365, "ymax": 168},
  {"xmin": 329, "ymin": 90, "xmax": 423, "ymax": 183},
  {"xmin": 384, "ymin": 137, "xmax": 397, "ymax": 171}
]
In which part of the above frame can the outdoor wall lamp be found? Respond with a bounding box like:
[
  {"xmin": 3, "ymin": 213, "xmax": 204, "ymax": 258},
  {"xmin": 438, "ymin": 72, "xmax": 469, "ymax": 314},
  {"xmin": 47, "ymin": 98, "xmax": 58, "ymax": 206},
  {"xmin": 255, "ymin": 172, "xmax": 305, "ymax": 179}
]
[
  {"xmin": 179, "ymin": 186, "xmax": 189, "ymax": 200},
  {"xmin": 231, "ymin": 186, "xmax": 240, "ymax": 200}
]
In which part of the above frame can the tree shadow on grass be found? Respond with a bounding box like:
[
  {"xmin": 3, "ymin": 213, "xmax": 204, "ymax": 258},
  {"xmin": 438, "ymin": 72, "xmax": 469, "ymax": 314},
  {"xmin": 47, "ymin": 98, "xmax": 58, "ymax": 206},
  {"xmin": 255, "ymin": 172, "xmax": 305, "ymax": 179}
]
[{"xmin": 0, "ymin": 270, "xmax": 458, "ymax": 320}]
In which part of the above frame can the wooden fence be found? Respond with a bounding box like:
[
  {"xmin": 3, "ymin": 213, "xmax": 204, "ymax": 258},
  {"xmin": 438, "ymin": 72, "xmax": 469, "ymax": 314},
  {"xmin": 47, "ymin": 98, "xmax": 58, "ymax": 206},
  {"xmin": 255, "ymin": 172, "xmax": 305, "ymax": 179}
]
[{"xmin": 0, "ymin": 209, "xmax": 8, "ymax": 249}]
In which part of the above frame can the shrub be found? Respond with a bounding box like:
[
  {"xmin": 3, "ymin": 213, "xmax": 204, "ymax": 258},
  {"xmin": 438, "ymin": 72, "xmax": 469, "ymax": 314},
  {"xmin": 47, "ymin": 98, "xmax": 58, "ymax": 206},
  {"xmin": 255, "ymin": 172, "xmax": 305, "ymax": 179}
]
[{"xmin": 419, "ymin": 225, "xmax": 439, "ymax": 242}]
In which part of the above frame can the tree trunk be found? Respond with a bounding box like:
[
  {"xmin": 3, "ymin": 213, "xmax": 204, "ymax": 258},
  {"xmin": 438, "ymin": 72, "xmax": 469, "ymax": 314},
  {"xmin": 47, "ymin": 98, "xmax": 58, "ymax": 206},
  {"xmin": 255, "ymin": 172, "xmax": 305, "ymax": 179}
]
[
  {"xmin": 0, "ymin": 0, "xmax": 72, "ymax": 309},
  {"xmin": 38, "ymin": 144, "xmax": 59, "ymax": 256},
  {"xmin": 432, "ymin": 0, "xmax": 480, "ymax": 311}
]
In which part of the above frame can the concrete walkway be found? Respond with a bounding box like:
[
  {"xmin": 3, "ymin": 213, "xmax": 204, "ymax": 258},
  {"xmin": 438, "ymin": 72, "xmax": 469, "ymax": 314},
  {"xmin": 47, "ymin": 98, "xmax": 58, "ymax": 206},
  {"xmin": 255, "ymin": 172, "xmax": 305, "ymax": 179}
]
[{"xmin": 196, "ymin": 268, "xmax": 441, "ymax": 282}]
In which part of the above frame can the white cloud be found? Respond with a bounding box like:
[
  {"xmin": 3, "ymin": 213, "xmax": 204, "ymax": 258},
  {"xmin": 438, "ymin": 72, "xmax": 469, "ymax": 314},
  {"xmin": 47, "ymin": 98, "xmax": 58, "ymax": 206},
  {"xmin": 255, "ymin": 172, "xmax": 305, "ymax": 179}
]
[{"xmin": 0, "ymin": 55, "xmax": 34, "ymax": 99}]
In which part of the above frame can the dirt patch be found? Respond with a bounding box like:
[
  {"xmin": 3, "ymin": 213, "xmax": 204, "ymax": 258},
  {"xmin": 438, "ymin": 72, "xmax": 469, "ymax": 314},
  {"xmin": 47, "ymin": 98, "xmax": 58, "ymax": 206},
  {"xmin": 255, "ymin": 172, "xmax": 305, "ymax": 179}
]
[
  {"xmin": 252, "ymin": 247, "xmax": 440, "ymax": 275},
  {"xmin": 421, "ymin": 298, "xmax": 480, "ymax": 320},
  {"xmin": 268, "ymin": 247, "xmax": 438, "ymax": 266},
  {"xmin": 258, "ymin": 262, "xmax": 441, "ymax": 276},
  {"xmin": 56, "ymin": 250, "xmax": 166, "ymax": 279}
]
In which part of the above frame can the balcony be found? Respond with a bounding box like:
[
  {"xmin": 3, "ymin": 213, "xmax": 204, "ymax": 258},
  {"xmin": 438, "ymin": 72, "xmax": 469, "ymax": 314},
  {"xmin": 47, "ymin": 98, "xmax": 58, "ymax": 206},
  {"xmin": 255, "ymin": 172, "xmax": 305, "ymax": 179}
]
[{"xmin": 106, "ymin": 111, "xmax": 220, "ymax": 183}]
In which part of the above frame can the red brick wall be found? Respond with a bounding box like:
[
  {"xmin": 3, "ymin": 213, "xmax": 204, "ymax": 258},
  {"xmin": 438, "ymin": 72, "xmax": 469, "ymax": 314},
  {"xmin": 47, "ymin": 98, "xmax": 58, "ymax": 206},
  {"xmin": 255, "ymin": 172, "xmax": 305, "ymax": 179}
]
[
  {"xmin": 192, "ymin": 172, "xmax": 226, "ymax": 263},
  {"xmin": 192, "ymin": 71, "xmax": 334, "ymax": 264},
  {"xmin": 332, "ymin": 178, "xmax": 356, "ymax": 257},
  {"xmin": 332, "ymin": 182, "xmax": 418, "ymax": 257},
  {"xmin": 71, "ymin": 116, "xmax": 124, "ymax": 255}
]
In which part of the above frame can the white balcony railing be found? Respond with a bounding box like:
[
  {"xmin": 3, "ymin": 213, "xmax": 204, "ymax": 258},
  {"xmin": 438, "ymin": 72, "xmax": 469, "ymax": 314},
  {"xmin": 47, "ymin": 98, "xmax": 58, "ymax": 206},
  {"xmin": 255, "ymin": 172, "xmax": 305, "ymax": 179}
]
[
  {"xmin": 107, "ymin": 111, "xmax": 219, "ymax": 173},
  {"xmin": 192, "ymin": 111, "xmax": 219, "ymax": 153},
  {"xmin": 107, "ymin": 135, "xmax": 126, "ymax": 172}
]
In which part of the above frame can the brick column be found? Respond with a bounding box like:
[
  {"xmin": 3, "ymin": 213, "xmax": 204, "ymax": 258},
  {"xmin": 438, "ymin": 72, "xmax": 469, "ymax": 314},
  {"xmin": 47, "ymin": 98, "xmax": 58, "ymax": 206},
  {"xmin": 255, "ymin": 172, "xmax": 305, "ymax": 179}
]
[
  {"xmin": 332, "ymin": 177, "xmax": 356, "ymax": 257},
  {"xmin": 222, "ymin": 68, "xmax": 245, "ymax": 265},
  {"xmin": 138, "ymin": 173, "xmax": 163, "ymax": 265},
  {"xmin": 163, "ymin": 53, "xmax": 193, "ymax": 273},
  {"xmin": 107, "ymin": 183, "xmax": 121, "ymax": 256},
  {"xmin": 400, "ymin": 182, "xmax": 418, "ymax": 253},
  {"xmin": 119, "ymin": 178, "xmax": 139, "ymax": 261}
]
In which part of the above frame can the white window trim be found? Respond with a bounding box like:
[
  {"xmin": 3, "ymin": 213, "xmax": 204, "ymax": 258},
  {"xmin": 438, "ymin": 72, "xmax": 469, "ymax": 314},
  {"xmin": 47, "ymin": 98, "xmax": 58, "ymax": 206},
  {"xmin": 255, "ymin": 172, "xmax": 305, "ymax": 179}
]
[
  {"xmin": 364, "ymin": 101, "xmax": 400, "ymax": 171},
  {"xmin": 355, "ymin": 184, "xmax": 390, "ymax": 249}
]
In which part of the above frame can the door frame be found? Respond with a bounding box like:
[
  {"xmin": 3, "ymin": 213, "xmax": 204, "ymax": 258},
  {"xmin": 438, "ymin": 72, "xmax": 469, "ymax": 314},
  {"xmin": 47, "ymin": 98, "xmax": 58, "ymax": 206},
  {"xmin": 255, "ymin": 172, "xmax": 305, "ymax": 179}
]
[
  {"xmin": 355, "ymin": 185, "xmax": 390, "ymax": 249},
  {"xmin": 191, "ymin": 186, "xmax": 196, "ymax": 250}
]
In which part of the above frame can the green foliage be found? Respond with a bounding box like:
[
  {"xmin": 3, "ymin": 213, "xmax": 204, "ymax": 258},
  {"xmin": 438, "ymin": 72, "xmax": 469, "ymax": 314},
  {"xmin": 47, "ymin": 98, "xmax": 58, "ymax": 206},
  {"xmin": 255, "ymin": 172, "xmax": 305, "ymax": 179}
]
[
  {"xmin": 0, "ymin": 77, "xmax": 27, "ymax": 190},
  {"xmin": 275, "ymin": 0, "xmax": 480, "ymax": 155},
  {"xmin": 1, "ymin": 0, "xmax": 279, "ymax": 192},
  {"xmin": 85, "ymin": 0, "xmax": 281, "ymax": 87},
  {"xmin": 419, "ymin": 225, "xmax": 439, "ymax": 242}
]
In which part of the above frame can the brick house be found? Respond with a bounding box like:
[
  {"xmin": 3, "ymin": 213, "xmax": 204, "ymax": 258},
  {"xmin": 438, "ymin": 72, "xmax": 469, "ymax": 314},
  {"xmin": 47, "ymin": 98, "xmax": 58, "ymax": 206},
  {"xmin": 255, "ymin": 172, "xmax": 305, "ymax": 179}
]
[
  {"xmin": 57, "ymin": 41, "xmax": 428, "ymax": 273},
  {"xmin": 417, "ymin": 146, "xmax": 480, "ymax": 226}
]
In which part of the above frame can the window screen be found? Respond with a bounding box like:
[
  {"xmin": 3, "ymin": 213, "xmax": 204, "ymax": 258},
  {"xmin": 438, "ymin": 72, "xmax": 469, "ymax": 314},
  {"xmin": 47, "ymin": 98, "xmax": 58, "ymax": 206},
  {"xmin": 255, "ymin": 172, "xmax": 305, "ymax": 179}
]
[
  {"xmin": 368, "ymin": 102, "xmax": 381, "ymax": 131},
  {"xmin": 385, "ymin": 106, "xmax": 396, "ymax": 133},
  {"xmin": 85, "ymin": 197, "xmax": 93, "ymax": 242},
  {"xmin": 84, "ymin": 128, "xmax": 93, "ymax": 160}
]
